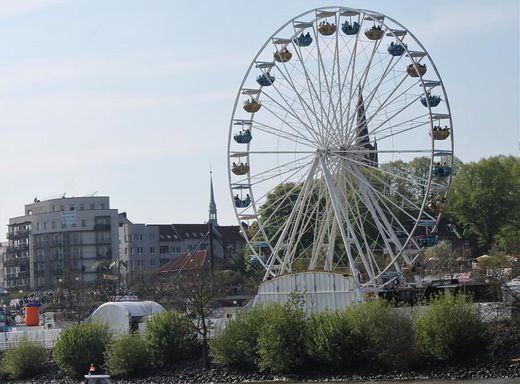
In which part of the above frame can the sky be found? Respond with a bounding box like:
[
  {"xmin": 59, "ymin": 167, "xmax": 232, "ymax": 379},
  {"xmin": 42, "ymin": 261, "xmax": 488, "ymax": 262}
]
[{"xmin": 0, "ymin": 0, "xmax": 518, "ymax": 240}]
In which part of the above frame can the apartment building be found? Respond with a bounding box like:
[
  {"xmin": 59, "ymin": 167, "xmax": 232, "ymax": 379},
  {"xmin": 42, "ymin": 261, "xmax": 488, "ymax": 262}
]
[{"xmin": 4, "ymin": 196, "xmax": 120, "ymax": 290}]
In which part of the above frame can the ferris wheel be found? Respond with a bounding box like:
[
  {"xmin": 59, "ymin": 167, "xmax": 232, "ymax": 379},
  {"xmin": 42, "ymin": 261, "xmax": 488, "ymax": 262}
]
[{"xmin": 227, "ymin": 6, "xmax": 454, "ymax": 289}]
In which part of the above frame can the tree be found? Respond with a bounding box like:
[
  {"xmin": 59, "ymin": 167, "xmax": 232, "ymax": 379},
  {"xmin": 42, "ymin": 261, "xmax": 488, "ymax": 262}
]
[
  {"xmin": 57, "ymin": 273, "xmax": 97, "ymax": 323},
  {"xmin": 109, "ymin": 259, "xmax": 128, "ymax": 288},
  {"xmin": 421, "ymin": 240, "xmax": 459, "ymax": 279},
  {"xmin": 172, "ymin": 265, "xmax": 224, "ymax": 369},
  {"xmin": 127, "ymin": 271, "xmax": 172, "ymax": 304},
  {"xmin": 448, "ymin": 156, "xmax": 520, "ymax": 253}
]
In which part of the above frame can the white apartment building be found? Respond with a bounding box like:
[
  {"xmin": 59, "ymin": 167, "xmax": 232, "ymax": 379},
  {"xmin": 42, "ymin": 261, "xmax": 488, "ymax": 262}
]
[{"xmin": 4, "ymin": 196, "xmax": 120, "ymax": 290}]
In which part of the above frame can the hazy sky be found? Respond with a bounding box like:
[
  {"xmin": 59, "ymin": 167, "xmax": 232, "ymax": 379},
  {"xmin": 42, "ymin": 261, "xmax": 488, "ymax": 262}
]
[{"xmin": 0, "ymin": 0, "xmax": 518, "ymax": 240}]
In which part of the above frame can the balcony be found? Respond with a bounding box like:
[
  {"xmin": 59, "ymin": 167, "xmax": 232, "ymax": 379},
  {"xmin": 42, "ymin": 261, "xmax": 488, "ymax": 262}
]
[
  {"xmin": 15, "ymin": 243, "xmax": 29, "ymax": 251},
  {"xmin": 6, "ymin": 229, "xmax": 30, "ymax": 239},
  {"xmin": 3, "ymin": 256, "xmax": 29, "ymax": 267}
]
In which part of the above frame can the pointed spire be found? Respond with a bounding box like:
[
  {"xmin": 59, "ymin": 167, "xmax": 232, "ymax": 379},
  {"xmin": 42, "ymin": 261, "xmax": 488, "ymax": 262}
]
[
  {"xmin": 209, "ymin": 169, "xmax": 218, "ymax": 226},
  {"xmin": 357, "ymin": 87, "xmax": 378, "ymax": 167},
  {"xmin": 356, "ymin": 87, "xmax": 370, "ymax": 147}
]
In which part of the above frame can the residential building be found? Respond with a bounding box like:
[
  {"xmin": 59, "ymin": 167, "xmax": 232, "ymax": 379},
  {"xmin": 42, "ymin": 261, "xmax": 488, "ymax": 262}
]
[
  {"xmin": 119, "ymin": 174, "xmax": 246, "ymax": 278},
  {"xmin": 4, "ymin": 196, "xmax": 120, "ymax": 290}
]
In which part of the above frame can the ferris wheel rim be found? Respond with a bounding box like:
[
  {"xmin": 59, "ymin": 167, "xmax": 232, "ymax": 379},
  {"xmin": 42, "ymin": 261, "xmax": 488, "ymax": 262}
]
[{"xmin": 227, "ymin": 6, "xmax": 454, "ymax": 285}]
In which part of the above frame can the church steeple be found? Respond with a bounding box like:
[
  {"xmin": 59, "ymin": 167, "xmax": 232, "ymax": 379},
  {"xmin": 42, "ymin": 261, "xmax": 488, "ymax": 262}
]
[{"xmin": 209, "ymin": 170, "xmax": 218, "ymax": 225}]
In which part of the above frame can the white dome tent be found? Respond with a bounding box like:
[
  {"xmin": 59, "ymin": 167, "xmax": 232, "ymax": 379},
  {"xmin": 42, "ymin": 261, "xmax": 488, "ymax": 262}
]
[{"xmin": 89, "ymin": 301, "xmax": 165, "ymax": 334}]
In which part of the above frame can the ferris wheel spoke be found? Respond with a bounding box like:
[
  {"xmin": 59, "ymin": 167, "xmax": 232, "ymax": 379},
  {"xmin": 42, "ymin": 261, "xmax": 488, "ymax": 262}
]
[
  {"xmin": 340, "ymin": 14, "xmax": 366, "ymax": 143},
  {"xmin": 345, "ymin": 76, "xmax": 421, "ymax": 144},
  {"xmin": 297, "ymin": 27, "xmax": 337, "ymax": 143},
  {"xmin": 252, "ymin": 117, "xmax": 319, "ymax": 147},
  {"xmin": 274, "ymin": 57, "xmax": 329, "ymax": 142},
  {"xmin": 343, "ymin": 48, "xmax": 407, "ymax": 133},
  {"xmin": 340, "ymin": 153, "xmax": 431, "ymax": 202},
  {"xmin": 370, "ymin": 119, "xmax": 430, "ymax": 143},
  {"xmin": 260, "ymin": 87, "xmax": 321, "ymax": 143},
  {"xmin": 246, "ymin": 155, "xmax": 315, "ymax": 186},
  {"xmin": 290, "ymin": 40, "xmax": 329, "ymax": 140},
  {"xmin": 353, "ymin": 89, "xmax": 423, "ymax": 145}
]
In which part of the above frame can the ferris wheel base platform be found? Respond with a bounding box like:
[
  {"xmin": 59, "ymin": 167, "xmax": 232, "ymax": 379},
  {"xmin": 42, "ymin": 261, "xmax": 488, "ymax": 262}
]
[{"xmin": 252, "ymin": 271, "xmax": 363, "ymax": 314}]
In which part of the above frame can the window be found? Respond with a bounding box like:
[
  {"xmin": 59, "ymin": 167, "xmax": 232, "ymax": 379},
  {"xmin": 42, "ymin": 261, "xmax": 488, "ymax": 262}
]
[
  {"xmin": 90, "ymin": 203, "xmax": 95, "ymax": 210},
  {"xmin": 100, "ymin": 203, "xmax": 106, "ymax": 210},
  {"xmin": 150, "ymin": 247, "xmax": 156, "ymax": 254},
  {"xmin": 149, "ymin": 233, "xmax": 156, "ymax": 241},
  {"xmin": 171, "ymin": 246, "xmax": 181, "ymax": 254},
  {"xmin": 137, "ymin": 247, "xmax": 143, "ymax": 254},
  {"xmin": 138, "ymin": 234, "xmax": 143, "ymax": 241},
  {"xmin": 52, "ymin": 221, "xmax": 57, "ymax": 229},
  {"xmin": 150, "ymin": 259, "xmax": 156, "ymax": 267},
  {"xmin": 81, "ymin": 219, "xmax": 87, "ymax": 227},
  {"xmin": 43, "ymin": 222, "xmax": 47, "ymax": 230},
  {"xmin": 130, "ymin": 247, "xmax": 134, "ymax": 255},
  {"xmin": 36, "ymin": 222, "xmax": 40, "ymax": 231},
  {"xmin": 125, "ymin": 248, "xmax": 128, "ymax": 255},
  {"xmin": 60, "ymin": 205, "xmax": 65, "ymax": 211},
  {"xmin": 160, "ymin": 246, "xmax": 169, "ymax": 254},
  {"xmin": 79, "ymin": 204, "xmax": 85, "ymax": 210},
  {"xmin": 69, "ymin": 204, "xmax": 75, "ymax": 211},
  {"xmin": 463, "ymin": 239, "xmax": 470, "ymax": 250}
]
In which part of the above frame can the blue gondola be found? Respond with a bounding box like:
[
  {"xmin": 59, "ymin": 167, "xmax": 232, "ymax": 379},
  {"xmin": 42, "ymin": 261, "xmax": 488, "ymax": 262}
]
[
  {"xmin": 341, "ymin": 21, "xmax": 360, "ymax": 35},
  {"xmin": 256, "ymin": 73, "xmax": 275, "ymax": 87},
  {"xmin": 416, "ymin": 235, "xmax": 438, "ymax": 247},
  {"xmin": 294, "ymin": 32, "xmax": 313, "ymax": 47},
  {"xmin": 387, "ymin": 42, "xmax": 406, "ymax": 56},
  {"xmin": 250, "ymin": 255, "xmax": 261, "ymax": 268},
  {"xmin": 233, "ymin": 130, "xmax": 252, "ymax": 144},
  {"xmin": 432, "ymin": 166, "xmax": 451, "ymax": 177},
  {"xmin": 234, "ymin": 195, "xmax": 251, "ymax": 208},
  {"xmin": 421, "ymin": 94, "xmax": 442, "ymax": 107}
]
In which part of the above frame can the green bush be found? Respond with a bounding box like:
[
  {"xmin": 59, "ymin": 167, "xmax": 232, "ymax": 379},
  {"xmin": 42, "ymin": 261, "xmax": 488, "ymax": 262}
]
[
  {"xmin": 145, "ymin": 310, "xmax": 197, "ymax": 364},
  {"xmin": 257, "ymin": 303, "xmax": 306, "ymax": 373},
  {"xmin": 306, "ymin": 311, "xmax": 357, "ymax": 368},
  {"xmin": 0, "ymin": 339, "xmax": 46, "ymax": 379},
  {"xmin": 53, "ymin": 323, "xmax": 111, "ymax": 376},
  {"xmin": 347, "ymin": 299, "xmax": 414, "ymax": 368},
  {"xmin": 210, "ymin": 306, "xmax": 270, "ymax": 367},
  {"xmin": 413, "ymin": 294, "xmax": 485, "ymax": 362},
  {"xmin": 105, "ymin": 333, "xmax": 149, "ymax": 377}
]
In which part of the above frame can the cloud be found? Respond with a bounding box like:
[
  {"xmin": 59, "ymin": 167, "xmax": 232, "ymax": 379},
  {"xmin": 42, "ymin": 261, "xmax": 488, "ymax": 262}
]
[{"xmin": 0, "ymin": 0, "xmax": 67, "ymax": 19}]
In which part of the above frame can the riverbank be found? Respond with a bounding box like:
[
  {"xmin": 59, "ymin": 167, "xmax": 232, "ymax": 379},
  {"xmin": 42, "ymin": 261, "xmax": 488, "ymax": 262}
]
[{"xmin": 5, "ymin": 357, "xmax": 520, "ymax": 384}]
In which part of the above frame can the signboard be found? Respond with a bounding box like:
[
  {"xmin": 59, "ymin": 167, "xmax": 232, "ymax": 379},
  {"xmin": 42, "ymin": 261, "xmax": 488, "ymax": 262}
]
[
  {"xmin": 61, "ymin": 211, "xmax": 77, "ymax": 226},
  {"xmin": 102, "ymin": 274, "xmax": 118, "ymax": 281}
]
